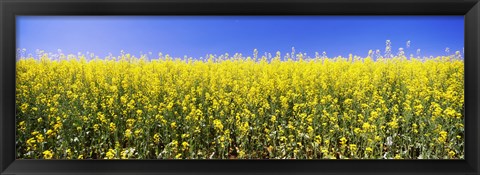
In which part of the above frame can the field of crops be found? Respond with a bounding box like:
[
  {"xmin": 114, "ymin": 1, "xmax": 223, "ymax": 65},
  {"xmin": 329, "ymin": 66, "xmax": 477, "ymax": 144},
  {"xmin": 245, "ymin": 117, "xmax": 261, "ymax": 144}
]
[{"xmin": 16, "ymin": 52, "xmax": 464, "ymax": 159}]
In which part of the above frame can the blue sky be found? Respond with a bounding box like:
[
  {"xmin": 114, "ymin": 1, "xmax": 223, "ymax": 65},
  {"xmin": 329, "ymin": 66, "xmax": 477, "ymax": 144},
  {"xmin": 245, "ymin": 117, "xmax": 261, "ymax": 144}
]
[{"xmin": 16, "ymin": 16, "xmax": 464, "ymax": 59}]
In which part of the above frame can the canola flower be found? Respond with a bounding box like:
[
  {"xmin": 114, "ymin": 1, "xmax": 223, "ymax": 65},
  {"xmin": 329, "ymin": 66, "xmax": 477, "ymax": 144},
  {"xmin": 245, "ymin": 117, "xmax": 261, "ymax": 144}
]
[
  {"xmin": 15, "ymin": 51, "xmax": 464, "ymax": 159},
  {"xmin": 105, "ymin": 149, "xmax": 116, "ymax": 159},
  {"xmin": 42, "ymin": 150, "xmax": 53, "ymax": 159}
]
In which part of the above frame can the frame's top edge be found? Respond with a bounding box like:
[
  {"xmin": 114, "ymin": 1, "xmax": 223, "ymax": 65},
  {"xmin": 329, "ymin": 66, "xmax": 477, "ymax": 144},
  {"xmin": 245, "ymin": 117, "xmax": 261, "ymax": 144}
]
[{"xmin": 1, "ymin": 0, "xmax": 479, "ymax": 3}]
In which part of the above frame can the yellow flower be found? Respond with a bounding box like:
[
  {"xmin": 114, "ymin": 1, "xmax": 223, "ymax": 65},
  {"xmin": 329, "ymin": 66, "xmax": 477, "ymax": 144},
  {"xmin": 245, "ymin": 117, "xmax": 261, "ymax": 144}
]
[
  {"xmin": 20, "ymin": 103, "xmax": 29, "ymax": 113},
  {"xmin": 36, "ymin": 134, "xmax": 44, "ymax": 143},
  {"xmin": 125, "ymin": 129, "xmax": 132, "ymax": 139},
  {"xmin": 182, "ymin": 141, "xmax": 189, "ymax": 150},
  {"xmin": 448, "ymin": 150, "xmax": 456, "ymax": 158},
  {"xmin": 307, "ymin": 126, "xmax": 314, "ymax": 134},
  {"xmin": 365, "ymin": 147, "xmax": 373, "ymax": 153},
  {"xmin": 181, "ymin": 133, "xmax": 190, "ymax": 139},
  {"xmin": 438, "ymin": 131, "xmax": 448, "ymax": 143},
  {"xmin": 46, "ymin": 129, "xmax": 54, "ymax": 136},
  {"xmin": 136, "ymin": 109, "xmax": 143, "ymax": 116},
  {"xmin": 134, "ymin": 129, "xmax": 143, "ymax": 137},
  {"xmin": 53, "ymin": 122, "xmax": 62, "ymax": 131},
  {"xmin": 238, "ymin": 150, "xmax": 245, "ymax": 158},
  {"xmin": 27, "ymin": 137, "xmax": 36, "ymax": 145},
  {"xmin": 153, "ymin": 133, "xmax": 160, "ymax": 144},
  {"xmin": 213, "ymin": 119, "xmax": 223, "ymax": 131},
  {"xmin": 439, "ymin": 131, "xmax": 448, "ymax": 138},
  {"xmin": 375, "ymin": 136, "xmax": 382, "ymax": 142},
  {"xmin": 321, "ymin": 148, "xmax": 329, "ymax": 154},
  {"xmin": 126, "ymin": 118, "xmax": 135, "ymax": 128},
  {"xmin": 43, "ymin": 150, "xmax": 53, "ymax": 159},
  {"xmin": 270, "ymin": 115, "xmax": 276, "ymax": 123},
  {"xmin": 171, "ymin": 140, "xmax": 179, "ymax": 147},
  {"xmin": 362, "ymin": 122, "xmax": 370, "ymax": 130},
  {"xmin": 109, "ymin": 122, "xmax": 116, "ymax": 132},
  {"xmin": 105, "ymin": 148, "xmax": 116, "ymax": 159},
  {"xmin": 121, "ymin": 150, "xmax": 128, "ymax": 159},
  {"xmin": 18, "ymin": 121, "xmax": 26, "ymax": 131},
  {"xmin": 349, "ymin": 144, "xmax": 357, "ymax": 152},
  {"xmin": 93, "ymin": 124, "xmax": 100, "ymax": 131},
  {"xmin": 339, "ymin": 137, "xmax": 347, "ymax": 145},
  {"xmin": 354, "ymin": 127, "xmax": 361, "ymax": 134}
]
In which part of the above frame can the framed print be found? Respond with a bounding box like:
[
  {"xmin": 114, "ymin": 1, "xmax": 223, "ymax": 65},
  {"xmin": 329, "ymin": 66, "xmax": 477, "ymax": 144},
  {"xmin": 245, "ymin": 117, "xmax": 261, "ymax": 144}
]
[{"xmin": 1, "ymin": 0, "xmax": 479, "ymax": 175}]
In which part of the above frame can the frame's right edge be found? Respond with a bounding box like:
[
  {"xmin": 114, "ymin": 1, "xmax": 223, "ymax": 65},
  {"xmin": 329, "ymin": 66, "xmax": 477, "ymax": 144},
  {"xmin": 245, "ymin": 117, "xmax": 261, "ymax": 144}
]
[
  {"xmin": 0, "ymin": 0, "xmax": 5, "ymax": 173},
  {"xmin": 465, "ymin": 1, "xmax": 480, "ymax": 174}
]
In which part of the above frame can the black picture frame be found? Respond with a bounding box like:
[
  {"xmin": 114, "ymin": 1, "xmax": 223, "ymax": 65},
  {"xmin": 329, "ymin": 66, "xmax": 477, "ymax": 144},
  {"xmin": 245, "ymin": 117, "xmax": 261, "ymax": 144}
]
[{"xmin": 1, "ymin": 0, "xmax": 479, "ymax": 175}]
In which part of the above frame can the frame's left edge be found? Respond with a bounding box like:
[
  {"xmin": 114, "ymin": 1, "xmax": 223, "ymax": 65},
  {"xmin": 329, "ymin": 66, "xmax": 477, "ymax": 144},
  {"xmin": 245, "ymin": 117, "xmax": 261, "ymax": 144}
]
[
  {"xmin": 1, "ymin": 0, "xmax": 6, "ymax": 172},
  {"xmin": 0, "ymin": 0, "xmax": 3, "ymax": 171},
  {"xmin": 475, "ymin": 2, "xmax": 480, "ymax": 174},
  {"xmin": 1, "ymin": 1, "xmax": 17, "ymax": 174}
]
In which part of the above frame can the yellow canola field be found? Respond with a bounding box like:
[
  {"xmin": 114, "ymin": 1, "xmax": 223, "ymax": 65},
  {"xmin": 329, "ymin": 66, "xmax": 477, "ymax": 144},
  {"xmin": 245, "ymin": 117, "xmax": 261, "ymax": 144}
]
[{"xmin": 16, "ymin": 54, "xmax": 464, "ymax": 159}]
